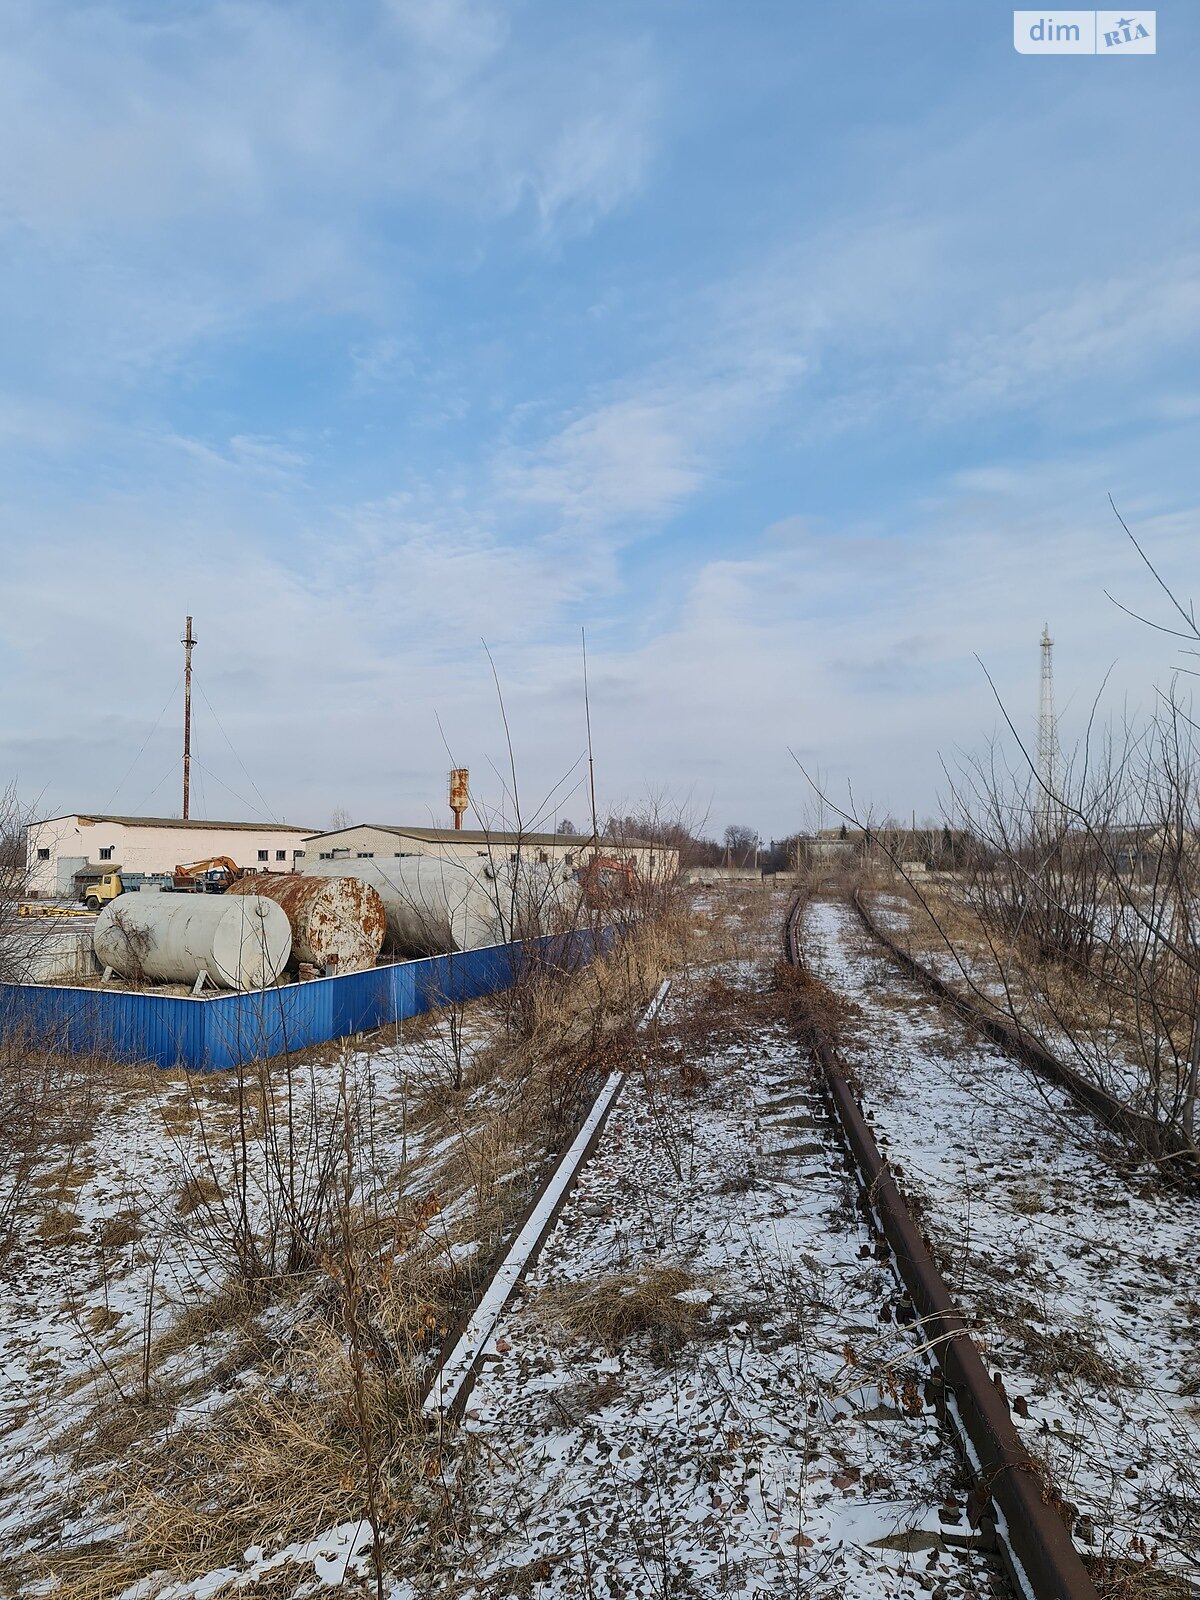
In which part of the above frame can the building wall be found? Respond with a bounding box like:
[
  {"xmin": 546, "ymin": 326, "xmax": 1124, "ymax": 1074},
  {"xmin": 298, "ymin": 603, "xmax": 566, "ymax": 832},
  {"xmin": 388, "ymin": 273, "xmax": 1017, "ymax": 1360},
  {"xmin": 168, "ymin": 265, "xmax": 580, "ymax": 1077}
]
[
  {"xmin": 302, "ymin": 826, "xmax": 678, "ymax": 881},
  {"xmin": 306, "ymin": 825, "xmax": 428, "ymax": 862},
  {"xmin": 26, "ymin": 817, "xmax": 312, "ymax": 898}
]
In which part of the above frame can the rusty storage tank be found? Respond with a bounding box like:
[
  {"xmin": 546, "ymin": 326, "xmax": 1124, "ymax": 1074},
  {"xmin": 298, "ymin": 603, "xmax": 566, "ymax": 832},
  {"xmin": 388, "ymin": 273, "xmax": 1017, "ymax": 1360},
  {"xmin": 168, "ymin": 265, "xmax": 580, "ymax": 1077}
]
[
  {"xmin": 227, "ymin": 874, "xmax": 385, "ymax": 974},
  {"xmin": 93, "ymin": 894, "xmax": 292, "ymax": 991}
]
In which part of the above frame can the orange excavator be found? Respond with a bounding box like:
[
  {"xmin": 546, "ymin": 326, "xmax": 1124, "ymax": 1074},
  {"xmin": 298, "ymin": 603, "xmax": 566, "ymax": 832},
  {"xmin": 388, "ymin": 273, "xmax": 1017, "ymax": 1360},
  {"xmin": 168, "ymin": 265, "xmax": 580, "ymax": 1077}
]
[
  {"xmin": 577, "ymin": 854, "xmax": 639, "ymax": 909},
  {"xmin": 172, "ymin": 856, "xmax": 246, "ymax": 893}
]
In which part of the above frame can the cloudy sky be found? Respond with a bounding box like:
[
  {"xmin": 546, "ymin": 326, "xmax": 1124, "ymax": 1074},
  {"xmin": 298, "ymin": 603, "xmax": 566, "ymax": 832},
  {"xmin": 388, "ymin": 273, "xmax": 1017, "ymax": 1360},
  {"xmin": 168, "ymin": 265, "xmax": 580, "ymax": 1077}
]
[{"xmin": 1, "ymin": 0, "xmax": 1197, "ymax": 841}]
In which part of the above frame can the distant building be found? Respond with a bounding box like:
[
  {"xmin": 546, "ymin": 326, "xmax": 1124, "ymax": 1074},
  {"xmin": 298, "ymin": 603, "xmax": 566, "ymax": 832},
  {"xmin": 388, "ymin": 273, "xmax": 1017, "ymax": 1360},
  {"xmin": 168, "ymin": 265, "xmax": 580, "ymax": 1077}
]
[
  {"xmin": 300, "ymin": 823, "xmax": 678, "ymax": 881},
  {"xmin": 794, "ymin": 834, "xmax": 860, "ymax": 864},
  {"xmin": 25, "ymin": 814, "xmax": 313, "ymax": 898}
]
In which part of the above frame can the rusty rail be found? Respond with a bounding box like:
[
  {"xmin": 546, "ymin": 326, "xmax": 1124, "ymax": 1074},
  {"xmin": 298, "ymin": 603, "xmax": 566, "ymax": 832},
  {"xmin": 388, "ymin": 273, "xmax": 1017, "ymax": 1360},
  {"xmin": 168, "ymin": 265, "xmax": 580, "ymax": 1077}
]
[
  {"xmin": 852, "ymin": 889, "xmax": 1200, "ymax": 1187},
  {"xmin": 784, "ymin": 900, "xmax": 1101, "ymax": 1600}
]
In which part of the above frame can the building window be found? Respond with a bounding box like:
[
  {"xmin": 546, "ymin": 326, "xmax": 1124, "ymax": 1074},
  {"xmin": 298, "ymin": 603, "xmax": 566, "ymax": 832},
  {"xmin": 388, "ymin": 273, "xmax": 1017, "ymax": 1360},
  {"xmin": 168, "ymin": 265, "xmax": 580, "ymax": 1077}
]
[
  {"xmin": 37, "ymin": 847, "xmax": 50, "ymax": 861},
  {"xmin": 293, "ymin": 849, "xmax": 305, "ymax": 859},
  {"xmin": 99, "ymin": 847, "xmax": 114, "ymax": 861},
  {"xmin": 258, "ymin": 850, "xmax": 268, "ymax": 862},
  {"xmin": 276, "ymin": 850, "xmax": 286, "ymax": 861},
  {"xmin": 356, "ymin": 852, "xmax": 374, "ymax": 858},
  {"xmin": 320, "ymin": 852, "xmax": 332, "ymax": 860}
]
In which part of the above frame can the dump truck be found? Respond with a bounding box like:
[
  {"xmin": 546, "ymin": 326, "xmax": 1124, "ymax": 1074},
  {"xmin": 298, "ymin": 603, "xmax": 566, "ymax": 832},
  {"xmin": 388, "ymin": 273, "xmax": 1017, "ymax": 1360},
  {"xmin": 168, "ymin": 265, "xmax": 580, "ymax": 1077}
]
[
  {"xmin": 76, "ymin": 860, "xmax": 242, "ymax": 909},
  {"xmin": 171, "ymin": 856, "xmax": 246, "ymax": 893}
]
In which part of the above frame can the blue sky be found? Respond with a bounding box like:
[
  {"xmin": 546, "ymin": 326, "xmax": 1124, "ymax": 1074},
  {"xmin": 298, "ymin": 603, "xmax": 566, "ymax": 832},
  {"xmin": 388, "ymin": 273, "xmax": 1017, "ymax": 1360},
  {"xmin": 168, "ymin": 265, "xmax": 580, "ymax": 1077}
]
[{"xmin": 1, "ymin": 0, "xmax": 1197, "ymax": 840}]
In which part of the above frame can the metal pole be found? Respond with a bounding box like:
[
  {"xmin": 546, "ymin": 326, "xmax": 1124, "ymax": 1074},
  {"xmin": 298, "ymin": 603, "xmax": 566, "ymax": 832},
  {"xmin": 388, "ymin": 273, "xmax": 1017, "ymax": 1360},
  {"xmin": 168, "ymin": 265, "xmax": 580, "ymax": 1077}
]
[
  {"xmin": 1037, "ymin": 623, "xmax": 1056, "ymax": 836},
  {"xmin": 182, "ymin": 615, "xmax": 196, "ymax": 820}
]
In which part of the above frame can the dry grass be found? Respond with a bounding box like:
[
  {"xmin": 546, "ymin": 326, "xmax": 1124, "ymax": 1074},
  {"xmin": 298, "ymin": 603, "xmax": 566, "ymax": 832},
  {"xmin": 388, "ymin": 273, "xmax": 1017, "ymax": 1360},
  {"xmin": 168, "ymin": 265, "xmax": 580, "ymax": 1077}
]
[
  {"xmin": 43, "ymin": 1324, "xmax": 437, "ymax": 1600},
  {"xmin": 534, "ymin": 1264, "xmax": 713, "ymax": 1359},
  {"xmin": 38, "ymin": 1205, "xmax": 85, "ymax": 1245},
  {"xmin": 15, "ymin": 895, "xmax": 704, "ymax": 1599},
  {"xmin": 96, "ymin": 1209, "xmax": 143, "ymax": 1250},
  {"xmin": 772, "ymin": 952, "xmax": 860, "ymax": 1056},
  {"xmin": 174, "ymin": 1172, "xmax": 222, "ymax": 1216},
  {"xmin": 147, "ymin": 1281, "xmax": 265, "ymax": 1367},
  {"xmin": 47, "ymin": 1215, "xmax": 473, "ymax": 1599},
  {"xmin": 1087, "ymin": 1555, "xmax": 1197, "ymax": 1599}
]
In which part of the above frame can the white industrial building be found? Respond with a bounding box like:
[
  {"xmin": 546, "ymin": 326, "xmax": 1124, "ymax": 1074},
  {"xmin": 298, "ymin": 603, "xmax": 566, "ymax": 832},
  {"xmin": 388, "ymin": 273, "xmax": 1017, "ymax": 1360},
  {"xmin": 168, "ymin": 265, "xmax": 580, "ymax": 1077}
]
[
  {"xmin": 25, "ymin": 814, "xmax": 314, "ymax": 899},
  {"xmin": 300, "ymin": 824, "xmax": 678, "ymax": 881}
]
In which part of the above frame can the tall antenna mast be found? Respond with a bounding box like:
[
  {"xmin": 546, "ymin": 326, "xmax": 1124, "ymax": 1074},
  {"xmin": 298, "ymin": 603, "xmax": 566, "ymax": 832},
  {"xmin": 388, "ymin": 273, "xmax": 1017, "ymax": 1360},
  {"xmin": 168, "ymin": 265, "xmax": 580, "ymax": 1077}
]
[
  {"xmin": 582, "ymin": 626, "xmax": 599, "ymax": 849},
  {"xmin": 1037, "ymin": 622, "xmax": 1057, "ymax": 832},
  {"xmin": 182, "ymin": 615, "xmax": 196, "ymax": 820}
]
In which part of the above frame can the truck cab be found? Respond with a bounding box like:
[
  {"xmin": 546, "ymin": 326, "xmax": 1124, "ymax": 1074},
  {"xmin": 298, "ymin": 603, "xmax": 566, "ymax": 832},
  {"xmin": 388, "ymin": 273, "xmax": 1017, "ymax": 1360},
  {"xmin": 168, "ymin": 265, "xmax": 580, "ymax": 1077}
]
[{"xmin": 82, "ymin": 872, "xmax": 123, "ymax": 911}]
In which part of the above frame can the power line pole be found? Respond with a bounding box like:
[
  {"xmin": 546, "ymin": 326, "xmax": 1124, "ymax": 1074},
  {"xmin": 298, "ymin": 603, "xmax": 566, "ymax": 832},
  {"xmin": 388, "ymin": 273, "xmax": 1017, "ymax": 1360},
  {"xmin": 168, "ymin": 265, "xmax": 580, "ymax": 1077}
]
[{"xmin": 182, "ymin": 615, "xmax": 196, "ymax": 820}]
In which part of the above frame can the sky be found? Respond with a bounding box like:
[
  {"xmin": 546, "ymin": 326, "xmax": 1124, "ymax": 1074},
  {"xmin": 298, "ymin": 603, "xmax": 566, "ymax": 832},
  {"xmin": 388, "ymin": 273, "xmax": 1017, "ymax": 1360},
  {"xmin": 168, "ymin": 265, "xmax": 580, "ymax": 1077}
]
[{"xmin": 1, "ymin": 0, "xmax": 1197, "ymax": 843}]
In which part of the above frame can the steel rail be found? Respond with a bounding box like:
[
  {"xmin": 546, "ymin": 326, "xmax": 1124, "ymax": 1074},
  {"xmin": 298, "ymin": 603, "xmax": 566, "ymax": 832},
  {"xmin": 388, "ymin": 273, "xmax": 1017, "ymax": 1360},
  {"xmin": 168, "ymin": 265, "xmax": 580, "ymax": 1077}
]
[
  {"xmin": 852, "ymin": 889, "xmax": 1200, "ymax": 1187},
  {"xmin": 785, "ymin": 898, "xmax": 1101, "ymax": 1600},
  {"xmin": 421, "ymin": 977, "xmax": 671, "ymax": 1424}
]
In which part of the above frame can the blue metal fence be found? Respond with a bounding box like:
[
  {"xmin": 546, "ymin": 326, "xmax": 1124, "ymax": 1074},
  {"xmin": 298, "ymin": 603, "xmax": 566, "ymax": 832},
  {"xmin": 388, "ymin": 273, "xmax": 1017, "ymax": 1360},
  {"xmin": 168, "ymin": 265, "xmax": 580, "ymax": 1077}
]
[{"xmin": 0, "ymin": 926, "xmax": 613, "ymax": 1072}]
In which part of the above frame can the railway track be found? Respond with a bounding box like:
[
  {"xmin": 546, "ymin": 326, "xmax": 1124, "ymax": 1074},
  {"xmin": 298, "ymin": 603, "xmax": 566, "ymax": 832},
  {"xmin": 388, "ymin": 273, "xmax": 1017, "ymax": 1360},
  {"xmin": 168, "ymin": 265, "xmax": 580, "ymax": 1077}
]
[
  {"xmin": 784, "ymin": 892, "xmax": 1101, "ymax": 1600},
  {"xmin": 422, "ymin": 978, "xmax": 673, "ymax": 1422},
  {"xmin": 851, "ymin": 890, "xmax": 1200, "ymax": 1187},
  {"xmin": 419, "ymin": 895, "xmax": 1026, "ymax": 1599},
  {"xmin": 794, "ymin": 892, "xmax": 1200, "ymax": 1600}
]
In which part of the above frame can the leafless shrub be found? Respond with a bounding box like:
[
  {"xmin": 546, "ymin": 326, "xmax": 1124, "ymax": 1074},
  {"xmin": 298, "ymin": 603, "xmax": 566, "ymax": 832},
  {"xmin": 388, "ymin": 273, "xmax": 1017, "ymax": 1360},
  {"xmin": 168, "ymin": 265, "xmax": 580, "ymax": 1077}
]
[
  {"xmin": 103, "ymin": 907, "xmax": 152, "ymax": 986},
  {"xmin": 0, "ymin": 1029, "xmax": 98, "ymax": 1258}
]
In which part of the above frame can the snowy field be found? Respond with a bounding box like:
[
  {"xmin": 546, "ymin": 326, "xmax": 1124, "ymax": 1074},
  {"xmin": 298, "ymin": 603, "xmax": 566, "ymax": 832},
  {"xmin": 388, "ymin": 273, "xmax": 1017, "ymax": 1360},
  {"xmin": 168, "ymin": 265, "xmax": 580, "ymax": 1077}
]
[
  {"xmin": 0, "ymin": 1006, "xmax": 514, "ymax": 1596},
  {"xmin": 803, "ymin": 898, "xmax": 1200, "ymax": 1587}
]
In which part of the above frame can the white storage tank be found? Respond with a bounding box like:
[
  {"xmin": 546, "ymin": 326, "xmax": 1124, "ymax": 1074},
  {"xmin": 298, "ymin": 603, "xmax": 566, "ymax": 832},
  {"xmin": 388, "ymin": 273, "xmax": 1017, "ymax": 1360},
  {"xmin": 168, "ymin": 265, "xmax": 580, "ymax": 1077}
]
[
  {"xmin": 93, "ymin": 894, "xmax": 292, "ymax": 991},
  {"xmin": 301, "ymin": 856, "xmax": 578, "ymax": 957},
  {"xmin": 301, "ymin": 857, "xmax": 503, "ymax": 957}
]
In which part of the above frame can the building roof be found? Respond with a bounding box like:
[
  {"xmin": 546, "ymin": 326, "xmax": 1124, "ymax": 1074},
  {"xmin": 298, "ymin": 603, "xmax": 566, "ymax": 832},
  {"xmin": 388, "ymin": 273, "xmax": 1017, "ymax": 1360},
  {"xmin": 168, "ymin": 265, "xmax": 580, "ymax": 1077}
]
[
  {"xmin": 301, "ymin": 823, "xmax": 661, "ymax": 849},
  {"xmin": 41, "ymin": 814, "xmax": 311, "ymax": 834}
]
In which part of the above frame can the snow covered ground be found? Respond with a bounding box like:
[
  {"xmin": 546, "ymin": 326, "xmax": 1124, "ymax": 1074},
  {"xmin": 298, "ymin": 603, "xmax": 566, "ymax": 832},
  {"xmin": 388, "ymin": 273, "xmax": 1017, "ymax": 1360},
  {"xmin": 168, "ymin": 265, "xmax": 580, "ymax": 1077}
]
[
  {"xmin": 0, "ymin": 1008, "xmax": 506, "ymax": 1595},
  {"xmin": 803, "ymin": 898, "xmax": 1200, "ymax": 1586},
  {"xmin": 405, "ymin": 938, "xmax": 1005, "ymax": 1598},
  {"xmin": 862, "ymin": 888, "xmax": 1164, "ymax": 1113}
]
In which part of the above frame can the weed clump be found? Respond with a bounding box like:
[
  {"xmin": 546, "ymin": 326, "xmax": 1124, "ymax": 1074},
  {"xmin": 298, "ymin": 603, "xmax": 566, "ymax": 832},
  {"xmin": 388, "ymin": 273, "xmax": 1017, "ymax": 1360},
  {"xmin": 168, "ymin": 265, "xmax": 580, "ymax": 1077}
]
[{"xmin": 536, "ymin": 1265, "xmax": 712, "ymax": 1359}]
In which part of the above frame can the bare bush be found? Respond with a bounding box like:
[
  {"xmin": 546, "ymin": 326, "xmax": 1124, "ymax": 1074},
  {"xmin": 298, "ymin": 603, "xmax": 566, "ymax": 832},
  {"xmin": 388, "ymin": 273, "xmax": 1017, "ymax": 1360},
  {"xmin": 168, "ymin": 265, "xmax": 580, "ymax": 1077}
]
[{"xmin": 0, "ymin": 1031, "xmax": 98, "ymax": 1259}]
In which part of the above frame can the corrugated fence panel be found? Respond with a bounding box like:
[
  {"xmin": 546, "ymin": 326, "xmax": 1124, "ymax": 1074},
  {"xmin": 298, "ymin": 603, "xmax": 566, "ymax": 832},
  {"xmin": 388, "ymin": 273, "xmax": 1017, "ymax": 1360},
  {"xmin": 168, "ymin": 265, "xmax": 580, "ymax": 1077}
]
[
  {"xmin": 202, "ymin": 981, "xmax": 337, "ymax": 1071},
  {"xmin": 331, "ymin": 962, "xmax": 416, "ymax": 1038},
  {"xmin": 0, "ymin": 923, "xmax": 613, "ymax": 1073},
  {"xmin": 0, "ymin": 981, "xmax": 206, "ymax": 1069},
  {"xmin": 413, "ymin": 943, "xmax": 519, "ymax": 1012}
]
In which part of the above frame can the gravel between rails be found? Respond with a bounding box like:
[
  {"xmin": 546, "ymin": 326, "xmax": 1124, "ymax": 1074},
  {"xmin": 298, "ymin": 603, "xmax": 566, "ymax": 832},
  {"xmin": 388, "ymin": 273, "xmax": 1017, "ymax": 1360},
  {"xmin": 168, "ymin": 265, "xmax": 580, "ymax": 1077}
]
[{"xmin": 410, "ymin": 938, "xmax": 1009, "ymax": 1600}]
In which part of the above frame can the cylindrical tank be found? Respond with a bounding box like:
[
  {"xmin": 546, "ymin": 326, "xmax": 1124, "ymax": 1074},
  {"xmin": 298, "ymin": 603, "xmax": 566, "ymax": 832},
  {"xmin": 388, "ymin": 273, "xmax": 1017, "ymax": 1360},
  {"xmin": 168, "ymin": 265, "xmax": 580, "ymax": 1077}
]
[
  {"xmin": 226, "ymin": 874, "xmax": 385, "ymax": 973},
  {"xmin": 93, "ymin": 894, "xmax": 292, "ymax": 991},
  {"xmin": 301, "ymin": 857, "xmax": 502, "ymax": 957},
  {"xmin": 302, "ymin": 855, "xmax": 585, "ymax": 956}
]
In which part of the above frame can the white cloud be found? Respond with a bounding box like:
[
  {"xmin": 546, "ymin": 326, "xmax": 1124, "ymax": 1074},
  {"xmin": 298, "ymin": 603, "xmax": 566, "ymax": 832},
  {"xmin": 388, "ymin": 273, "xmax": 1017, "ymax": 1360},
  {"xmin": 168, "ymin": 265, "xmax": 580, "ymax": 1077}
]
[
  {"xmin": 5, "ymin": 431, "xmax": 1193, "ymax": 840},
  {"xmin": 0, "ymin": 0, "xmax": 658, "ymax": 390}
]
